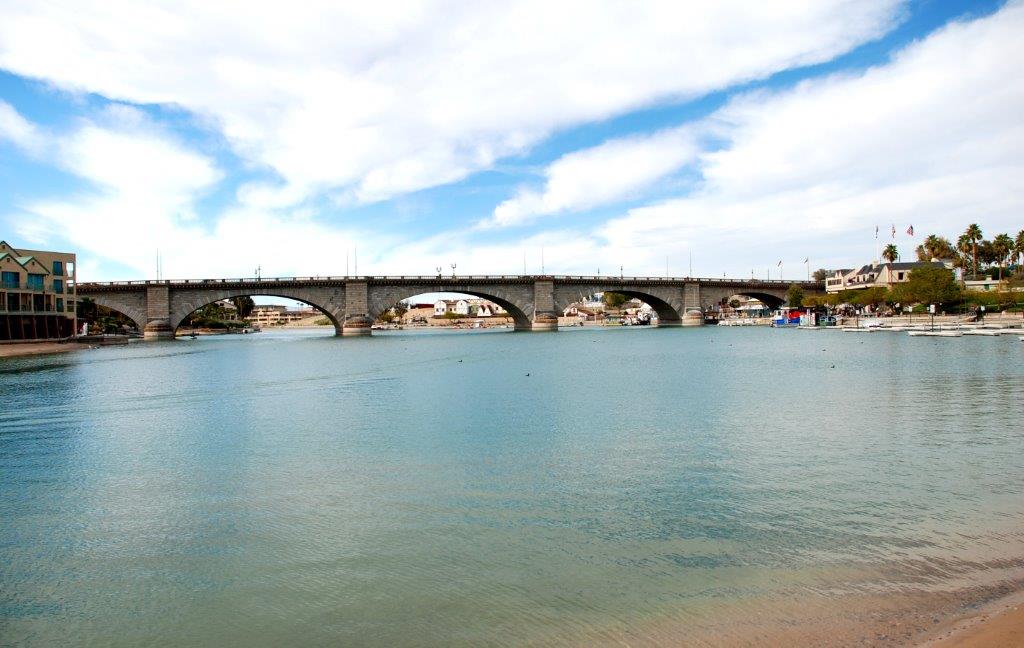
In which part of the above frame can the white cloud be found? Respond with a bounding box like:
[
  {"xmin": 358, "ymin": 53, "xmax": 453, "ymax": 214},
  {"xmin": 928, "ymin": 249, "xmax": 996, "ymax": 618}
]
[
  {"xmin": 0, "ymin": 0, "xmax": 903, "ymax": 205},
  {"xmin": 11, "ymin": 109, "xmax": 375, "ymax": 280},
  {"xmin": 485, "ymin": 127, "xmax": 700, "ymax": 228},
  {"xmin": 0, "ymin": 100, "xmax": 44, "ymax": 154},
  {"xmin": 594, "ymin": 2, "xmax": 1024, "ymax": 274}
]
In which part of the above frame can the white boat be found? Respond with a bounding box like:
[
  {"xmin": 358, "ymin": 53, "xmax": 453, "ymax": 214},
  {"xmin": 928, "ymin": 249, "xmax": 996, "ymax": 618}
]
[
  {"xmin": 962, "ymin": 329, "xmax": 1002, "ymax": 336},
  {"xmin": 908, "ymin": 330, "xmax": 963, "ymax": 337}
]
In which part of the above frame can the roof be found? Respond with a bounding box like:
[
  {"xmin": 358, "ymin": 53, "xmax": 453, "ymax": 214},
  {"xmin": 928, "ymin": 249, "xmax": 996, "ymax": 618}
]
[
  {"xmin": 13, "ymin": 256, "xmax": 49, "ymax": 273},
  {"xmin": 882, "ymin": 261, "xmax": 944, "ymax": 271}
]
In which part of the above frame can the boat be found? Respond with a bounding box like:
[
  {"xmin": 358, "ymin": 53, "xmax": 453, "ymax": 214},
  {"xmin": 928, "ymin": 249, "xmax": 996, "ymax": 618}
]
[
  {"xmin": 908, "ymin": 330, "xmax": 963, "ymax": 337},
  {"xmin": 771, "ymin": 308, "xmax": 802, "ymax": 328},
  {"xmin": 962, "ymin": 329, "xmax": 1001, "ymax": 336}
]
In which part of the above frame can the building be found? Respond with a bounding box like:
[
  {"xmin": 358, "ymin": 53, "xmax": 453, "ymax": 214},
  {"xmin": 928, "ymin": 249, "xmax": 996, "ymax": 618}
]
[
  {"xmin": 0, "ymin": 241, "xmax": 77, "ymax": 342},
  {"xmin": 245, "ymin": 304, "xmax": 319, "ymax": 327},
  {"xmin": 433, "ymin": 298, "xmax": 505, "ymax": 317},
  {"xmin": 825, "ymin": 261, "xmax": 949, "ymax": 294}
]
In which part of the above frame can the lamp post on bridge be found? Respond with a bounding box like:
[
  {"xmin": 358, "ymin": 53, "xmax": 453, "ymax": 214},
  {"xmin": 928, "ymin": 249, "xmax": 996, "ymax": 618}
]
[
  {"xmin": 451, "ymin": 263, "xmax": 457, "ymax": 279},
  {"xmin": 435, "ymin": 266, "xmax": 442, "ymax": 279}
]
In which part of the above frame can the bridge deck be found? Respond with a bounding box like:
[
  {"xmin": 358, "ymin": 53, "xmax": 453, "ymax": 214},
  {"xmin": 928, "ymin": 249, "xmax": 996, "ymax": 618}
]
[{"xmin": 77, "ymin": 275, "xmax": 820, "ymax": 291}]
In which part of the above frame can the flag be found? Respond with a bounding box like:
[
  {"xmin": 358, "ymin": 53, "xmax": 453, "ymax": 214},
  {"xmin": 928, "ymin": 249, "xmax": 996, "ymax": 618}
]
[
  {"xmin": 777, "ymin": 260, "xmax": 782, "ymax": 267},
  {"xmin": 803, "ymin": 257, "xmax": 808, "ymax": 264},
  {"xmin": 891, "ymin": 224, "xmax": 896, "ymax": 238},
  {"xmin": 875, "ymin": 225, "xmax": 879, "ymax": 238},
  {"xmin": 906, "ymin": 225, "xmax": 914, "ymax": 236}
]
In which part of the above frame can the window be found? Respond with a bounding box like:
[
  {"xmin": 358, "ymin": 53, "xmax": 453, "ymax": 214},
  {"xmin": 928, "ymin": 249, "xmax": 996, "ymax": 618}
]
[
  {"xmin": 27, "ymin": 273, "xmax": 44, "ymax": 290},
  {"xmin": 53, "ymin": 260, "xmax": 63, "ymax": 275},
  {"xmin": 1, "ymin": 271, "xmax": 18, "ymax": 289},
  {"xmin": 53, "ymin": 279, "xmax": 64, "ymax": 293},
  {"xmin": 897, "ymin": 272, "xmax": 904, "ymax": 280},
  {"xmin": 56, "ymin": 298, "xmax": 64, "ymax": 312}
]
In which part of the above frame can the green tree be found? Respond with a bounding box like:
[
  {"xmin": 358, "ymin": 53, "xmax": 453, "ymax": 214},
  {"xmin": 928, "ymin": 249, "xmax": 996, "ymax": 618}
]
[
  {"xmin": 232, "ymin": 296, "xmax": 255, "ymax": 318},
  {"xmin": 602, "ymin": 292, "xmax": 628, "ymax": 309},
  {"xmin": 902, "ymin": 265, "xmax": 961, "ymax": 305},
  {"xmin": 992, "ymin": 233, "xmax": 1013, "ymax": 281},
  {"xmin": 786, "ymin": 283, "xmax": 804, "ymax": 308},
  {"xmin": 812, "ymin": 268, "xmax": 829, "ymax": 282},
  {"xmin": 882, "ymin": 243, "xmax": 898, "ymax": 263},
  {"xmin": 393, "ymin": 300, "xmax": 409, "ymax": 320},
  {"xmin": 963, "ymin": 223, "xmax": 983, "ymax": 278},
  {"xmin": 77, "ymin": 297, "xmax": 97, "ymax": 323},
  {"xmin": 955, "ymin": 233, "xmax": 972, "ymax": 273},
  {"xmin": 915, "ymin": 235, "xmax": 956, "ymax": 262},
  {"xmin": 850, "ymin": 287, "xmax": 888, "ymax": 307},
  {"xmin": 1015, "ymin": 230, "xmax": 1024, "ymax": 267},
  {"xmin": 976, "ymin": 239, "xmax": 998, "ymax": 270}
]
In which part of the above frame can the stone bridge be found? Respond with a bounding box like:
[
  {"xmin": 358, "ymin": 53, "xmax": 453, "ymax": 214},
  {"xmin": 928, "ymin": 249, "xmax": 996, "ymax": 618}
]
[{"xmin": 75, "ymin": 275, "xmax": 821, "ymax": 339}]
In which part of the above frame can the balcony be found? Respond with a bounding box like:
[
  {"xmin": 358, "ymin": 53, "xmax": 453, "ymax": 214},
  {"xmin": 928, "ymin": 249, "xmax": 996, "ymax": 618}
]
[{"xmin": 1, "ymin": 281, "xmax": 53, "ymax": 293}]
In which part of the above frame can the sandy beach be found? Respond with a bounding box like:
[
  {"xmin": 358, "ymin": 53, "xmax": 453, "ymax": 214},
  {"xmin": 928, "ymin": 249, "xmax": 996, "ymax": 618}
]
[
  {"xmin": 920, "ymin": 588, "xmax": 1024, "ymax": 647},
  {"xmin": 0, "ymin": 342, "xmax": 91, "ymax": 359}
]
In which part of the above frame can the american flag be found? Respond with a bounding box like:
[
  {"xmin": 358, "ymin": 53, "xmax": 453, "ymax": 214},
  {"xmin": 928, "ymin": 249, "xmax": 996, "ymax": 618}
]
[{"xmin": 906, "ymin": 225, "xmax": 914, "ymax": 236}]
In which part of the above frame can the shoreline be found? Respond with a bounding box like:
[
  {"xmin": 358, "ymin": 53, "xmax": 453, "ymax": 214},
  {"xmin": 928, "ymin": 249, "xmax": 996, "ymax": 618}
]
[
  {"xmin": 919, "ymin": 586, "xmax": 1024, "ymax": 647},
  {"xmin": 0, "ymin": 341, "xmax": 92, "ymax": 358},
  {"xmin": 604, "ymin": 577, "xmax": 1024, "ymax": 647}
]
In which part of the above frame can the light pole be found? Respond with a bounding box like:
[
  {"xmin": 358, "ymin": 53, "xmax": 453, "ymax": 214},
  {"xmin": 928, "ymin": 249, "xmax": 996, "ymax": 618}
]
[
  {"xmin": 436, "ymin": 266, "xmax": 442, "ymax": 279},
  {"xmin": 451, "ymin": 263, "xmax": 457, "ymax": 279}
]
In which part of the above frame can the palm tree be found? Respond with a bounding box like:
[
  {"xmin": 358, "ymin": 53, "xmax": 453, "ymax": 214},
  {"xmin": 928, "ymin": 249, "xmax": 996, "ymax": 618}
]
[
  {"xmin": 956, "ymin": 233, "xmax": 972, "ymax": 273},
  {"xmin": 1015, "ymin": 230, "xmax": 1024, "ymax": 268},
  {"xmin": 882, "ymin": 243, "xmax": 898, "ymax": 263},
  {"xmin": 992, "ymin": 233, "xmax": 1013, "ymax": 281},
  {"xmin": 964, "ymin": 223, "xmax": 983, "ymax": 278}
]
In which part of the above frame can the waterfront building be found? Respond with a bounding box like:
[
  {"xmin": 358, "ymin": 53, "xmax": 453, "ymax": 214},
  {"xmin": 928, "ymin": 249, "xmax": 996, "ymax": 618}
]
[
  {"xmin": 0, "ymin": 241, "xmax": 77, "ymax": 342},
  {"xmin": 825, "ymin": 260, "xmax": 949, "ymax": 294},
  {"xmin": 245, "ymin": 304, "xmax": 318, "ymax": 327},
  {"xmin": 433, "ymin": 298, "xmax": 506, "ymax": 317}
]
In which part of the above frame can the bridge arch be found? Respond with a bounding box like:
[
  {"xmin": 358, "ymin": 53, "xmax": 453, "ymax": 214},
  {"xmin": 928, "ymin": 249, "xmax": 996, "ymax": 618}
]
[
  {"xmin": 368, "ymin": 285, "xmax": 534, "ymax": 331},
  {"xmin": 603, "ymin": 289, "xmax": 682, "ymax": 326},
  {"xmin": 84, "ymin": 295, "xmax": 147, "ymax": 332},
  {"xmin": 169, "ymin": 288, "xmax": 345, "ymax": 335},
  {"xmin": 725, "ymin": 291, "xmax": 785, "ymax": 310},
  {"xmin": 552, "ymin": 284, "xmax": 686, "ymax": 327}
]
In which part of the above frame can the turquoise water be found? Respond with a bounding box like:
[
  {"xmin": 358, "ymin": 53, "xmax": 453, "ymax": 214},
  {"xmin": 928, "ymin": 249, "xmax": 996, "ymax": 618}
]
[{"xmin": 2, "ymin": 327, "xmax": 1023, "ymax": 646}]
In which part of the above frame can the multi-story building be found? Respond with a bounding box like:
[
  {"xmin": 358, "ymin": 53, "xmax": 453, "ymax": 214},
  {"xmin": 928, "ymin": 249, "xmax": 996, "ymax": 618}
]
[
  {"xmin": 825, "ymin": 260, "xmax": 949, "ymax": 294},
  {"xmin": 245, "ymin": 304, "xmax": 319, "ymax": 327},
  {"xmin": 0, "ymin": 241, "xmax": 77, "ymax": 342}
]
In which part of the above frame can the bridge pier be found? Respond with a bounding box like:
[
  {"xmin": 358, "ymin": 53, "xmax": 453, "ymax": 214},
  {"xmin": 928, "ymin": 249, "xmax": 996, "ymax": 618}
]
[
  {"xmin": 681, "ymin": 284, "xmax": 704, "ymax": 326},
  {"xmin": 342, "ymin": 281, "xmax": 372, "ymax": 336},
  {"xmin": 531, "ymin": 279, "xmax": 559, "ymax": 332},
  {"xmin": 143, "ymin": 286, "xmax": 176, "ymax": 339}
]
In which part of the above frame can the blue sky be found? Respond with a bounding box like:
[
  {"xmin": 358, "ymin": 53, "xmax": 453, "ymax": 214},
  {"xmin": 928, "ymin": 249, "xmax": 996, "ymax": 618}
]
[{"xmin": 0, "ymin": 0, "xmax": 1020, "ymax": 284}]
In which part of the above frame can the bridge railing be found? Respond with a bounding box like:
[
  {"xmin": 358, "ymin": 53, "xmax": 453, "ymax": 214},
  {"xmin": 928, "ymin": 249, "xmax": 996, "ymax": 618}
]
[{"xmin": 76, "ymin": 275, "xmax": 818, "ymax": 287}]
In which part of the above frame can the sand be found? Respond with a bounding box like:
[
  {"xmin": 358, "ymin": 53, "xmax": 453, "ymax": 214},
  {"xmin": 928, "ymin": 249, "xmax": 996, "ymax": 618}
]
[
  {"xmin": 920, "ymin": 589, "xmax": 1024, "ymax": 647},
  {"xmin": 0, "ymin": 341, "xmax": 91, "ymax": 358}
]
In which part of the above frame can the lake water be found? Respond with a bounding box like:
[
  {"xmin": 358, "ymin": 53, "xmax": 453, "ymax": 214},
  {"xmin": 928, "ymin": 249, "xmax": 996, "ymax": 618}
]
[{"xmin": 2, "ymin": 326, "xmax": 1024, "ymax": 646}]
